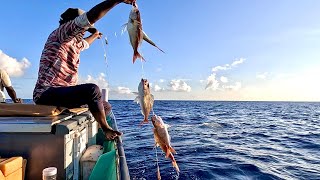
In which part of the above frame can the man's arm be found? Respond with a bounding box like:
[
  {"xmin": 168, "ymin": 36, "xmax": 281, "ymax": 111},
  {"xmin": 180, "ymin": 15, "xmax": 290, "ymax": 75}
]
[
  {"xmin": 86, "ymin": 0, "xmax": 134, "ymax": 25},
  {"xmin": 5, "ymin": 86, "xmax": 22, "ymax": 103},
  {"xmin": 84, "ymin": 28, "xmax": 102, "ymax": 45}
]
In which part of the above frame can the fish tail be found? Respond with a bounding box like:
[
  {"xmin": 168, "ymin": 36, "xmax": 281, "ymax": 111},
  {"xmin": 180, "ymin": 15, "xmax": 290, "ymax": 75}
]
[
  {"xmin": 165, "ymin": 146, "xmax": 176, "ymax": 158},
  {"xmin": 139, "ymin": 117, "xmax": 149, "ymax": 125},
  {"xmin": 169, "ymin": 146, "xmax": 177, "ymax": 154},
  {"xmin": 168, "ymin": 153, "xmax": 179, "ymax": 172},
  {"xmin": 133, "ymin": 51, "xmax": 145, "ymax": 63},
  {"xmin": 172, "ymin": 160, "xmax": 180, "ymax": 172}
]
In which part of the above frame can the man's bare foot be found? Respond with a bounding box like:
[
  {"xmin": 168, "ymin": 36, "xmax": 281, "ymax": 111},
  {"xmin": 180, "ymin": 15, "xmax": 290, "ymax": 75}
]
[{"xmin": 104, "ymin": 129, "xmax": 122, "ymax": 140}]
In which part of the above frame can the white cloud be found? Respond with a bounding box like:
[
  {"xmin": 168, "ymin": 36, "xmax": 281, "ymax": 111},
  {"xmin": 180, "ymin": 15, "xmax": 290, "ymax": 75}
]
[
  {"xmin": 205, "ymin": 73, "xmax": 219, "ymax": 90},
  {"xmin": 115, "ymin": 86, "xmax": 132, "ymax": 94},
  {"xmin": 220, "ymin": 76, "xmax": 228, "ymax": 83},
  {"xmin": 159, "ymin": 79, "xmax": 165, "ymax": 83},
  {"xmin": 212, "ymin": 65, "xmax": 229, "ymax": 72},
  {"xmin": 222, "ymin": 82, "xmax": 241, "ymax": 91},
  {"xmin": 0, "ymin": 50, "xmax": 31, "ymax": 77},
  {"xmin": 167, "ymin": 79, "xmax": 191, "ymax": 92},
  {"xmin": 154, "ymin": 84, "xmax": 165, "ymax": 92},
  {"xmin": 231, "ymin": 58, "xmax": 245, "ymax": 66},
  {"xmin": 206, "ymin": 58, "xmax": 245, "ymax": 90},
  {"xmin": 212, "ymin": 58, "xmax": 245, "ymax": 72},
  {"xmin": 78, "ymin": 73, "xmax": 109, "ymax": 89}
]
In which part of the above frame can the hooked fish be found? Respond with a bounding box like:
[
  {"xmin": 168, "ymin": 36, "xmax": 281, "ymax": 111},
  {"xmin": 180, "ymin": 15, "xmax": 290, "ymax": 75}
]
[
  {"xmin": 152, "ymin": 115, "xmax": 180, "ymax": 173},
  {"xmin": 134, "ymin": 78, "xmax": 154, "ymax": 124},
  {"xmin": 126, "ymin": 2, "xmax": 164, "ymax": 63}
]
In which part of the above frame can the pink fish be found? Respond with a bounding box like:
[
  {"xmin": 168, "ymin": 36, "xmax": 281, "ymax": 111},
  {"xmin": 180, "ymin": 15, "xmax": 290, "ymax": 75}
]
[
  {"xmin": 126, "ymin": 2, "xmax": 164, "ymax": 63},
  {"xmin": 152, "ymin": 115, "xmax": 180, "ymax": 173},
  {"xmin": 134, "ymin": 79, "xmax": 154, "ymax": 124}
]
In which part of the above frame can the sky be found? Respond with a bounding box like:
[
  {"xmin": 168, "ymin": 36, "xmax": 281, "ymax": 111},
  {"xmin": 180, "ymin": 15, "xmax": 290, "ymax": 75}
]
[{"xmin": 1, "ymin": 0, "xmax": 320, "ymax": 101}]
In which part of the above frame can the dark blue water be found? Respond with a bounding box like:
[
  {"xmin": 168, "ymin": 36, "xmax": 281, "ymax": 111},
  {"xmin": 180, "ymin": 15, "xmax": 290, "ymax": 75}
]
[
  {"xmin": 111, "ymin": 100, "xmax": 320, "ymax": 180},
  {"xmin": 20, "ymin": 100, "xmax": 320, "ymax": 180}
]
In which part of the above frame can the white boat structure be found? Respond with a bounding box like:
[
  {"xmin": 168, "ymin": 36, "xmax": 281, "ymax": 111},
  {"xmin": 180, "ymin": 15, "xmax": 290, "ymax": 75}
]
[{"xmin": 0, "ymin": 89, "xmax": 130, "ymax": 180}]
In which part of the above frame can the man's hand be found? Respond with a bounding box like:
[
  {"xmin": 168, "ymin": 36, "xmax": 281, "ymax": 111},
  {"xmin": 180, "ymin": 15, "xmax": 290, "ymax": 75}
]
[
  {"xmin": 87, "ymin": 28, "xmax": 103, "ymax": 39},
  {"xmin": 94, "ymin": 31, "xmax": 103, "ymax": 39},
  {"xmin": 104, "ymin": 129, "xmax": 122, "ymax": 140},
  {"xmin": 14, "ymin": 98, "xmax": 23, "ymax": 103}
]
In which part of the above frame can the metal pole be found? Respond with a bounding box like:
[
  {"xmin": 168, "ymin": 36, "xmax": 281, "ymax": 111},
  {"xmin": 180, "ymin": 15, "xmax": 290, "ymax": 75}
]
[{"xmin": 102, "ymin": 88, "xmax": 130, "ymax": 180}]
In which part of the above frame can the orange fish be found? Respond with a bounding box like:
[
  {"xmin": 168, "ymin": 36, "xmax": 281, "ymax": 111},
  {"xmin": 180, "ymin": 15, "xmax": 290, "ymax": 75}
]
[
  {"xmin": 134, "ymin": 79, "xmax": 154, "ymax": 124},
  {"xmin": 152, "ymin": 115, "xmax": 179, "ymax": 172},
  {"xmin": 126, "ymin": 2, "xmax": 164, "ymax": 63}
]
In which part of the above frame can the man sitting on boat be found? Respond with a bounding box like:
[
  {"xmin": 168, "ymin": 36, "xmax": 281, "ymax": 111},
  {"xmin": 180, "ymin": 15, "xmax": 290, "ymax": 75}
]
[
  {"xmin": 33, "ymin": 0, "xmax": 135, "ymax": 140},
  {"xmin": 0, "ymin": 69, "xmax": 22, "ymax": 103}
]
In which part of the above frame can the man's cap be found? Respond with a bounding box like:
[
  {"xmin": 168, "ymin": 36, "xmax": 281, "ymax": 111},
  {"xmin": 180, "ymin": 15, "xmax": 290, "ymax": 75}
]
[
  {"xmin": 60, "ymin": 8, "xmax": 86, "ymax": 22},
  {"xmin": 60, "ymin": 8, "xmax": 96, "ymax": 32}
]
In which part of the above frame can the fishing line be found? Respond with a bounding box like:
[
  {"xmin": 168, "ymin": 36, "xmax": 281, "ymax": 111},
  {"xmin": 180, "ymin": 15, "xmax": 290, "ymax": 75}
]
[
  {"xmin": 100, "ymin": 36, "xmax": 108, "ymax": 67},
  {"xmin": 140, "ymin": 58, "xmax": 145, "ymax": 79},
  {"xmin": 100, "ymin": 36, "xmax": 110, "ymax": 88},
  {"xmin": 155, "ymin": 144, "xmax": 161, "ymax": 179}
]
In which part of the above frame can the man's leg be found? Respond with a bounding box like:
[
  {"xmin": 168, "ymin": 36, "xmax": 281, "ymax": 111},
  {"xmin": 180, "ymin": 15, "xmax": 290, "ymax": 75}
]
[{"xmin": 36, "ymin": 83, "xmax": 121, "ymax": 140}]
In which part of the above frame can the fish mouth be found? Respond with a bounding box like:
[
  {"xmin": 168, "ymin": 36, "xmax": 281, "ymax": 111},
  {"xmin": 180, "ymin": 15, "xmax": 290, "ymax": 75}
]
[
  {"xmin": 140, "ymin": 78, "xmax": 149, "ymax": 90},
  {"xmin": 151, "ymin": 115, "xmax": 157, "ymax": 123}
]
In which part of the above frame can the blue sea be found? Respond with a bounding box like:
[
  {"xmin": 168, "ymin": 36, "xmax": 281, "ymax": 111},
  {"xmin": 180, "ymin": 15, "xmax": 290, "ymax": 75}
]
[{"xmin": 22, "ymin": 100, "xmax": 320, "ymax": 180}]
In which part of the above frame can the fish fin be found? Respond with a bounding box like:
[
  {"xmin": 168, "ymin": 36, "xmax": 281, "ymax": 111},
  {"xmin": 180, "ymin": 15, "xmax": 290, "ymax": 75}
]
[
  {"xmin": 142, "ymin": 31, "xmax": 165, "ymax": 53},
  {"xmin": 140, "ymin": 109, "xmax": 144, "ymax": 116},
  {"xmin": 121, "ymin": 23, "xmax": 128, "ymax": 37},
  {"xmin": 134, "ymin": 95, "xmax": 140, "ymax": 103},
  {"xmin": 164, "ymin": 123, "xmax": 170, "ymax": 129},
  {"xmin": 121, "ymin": 23, "xmax": 128, "ymax": 35},
  {"xmin": 169, "ymin": 146, "xmax": 177, "ymax": 154},
  {"xmin": 168, "ymin": 153, "xmax": 180, "ymax": 172},
  {"xmin": 133, "ymin": 51, "xmax": 145, "ymax": 63},
  {"xmin": 165, "ymin": 145, "xmax": 171, "ymax": 158}
]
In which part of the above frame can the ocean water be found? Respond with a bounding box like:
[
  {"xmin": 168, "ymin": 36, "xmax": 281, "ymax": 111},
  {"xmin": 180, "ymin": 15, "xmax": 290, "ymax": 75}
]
[
  {"xmin": 111, "ymin": 100, "xmax": 320, "ymax": 180},
  {"xmin": 20, "ymin": 100, "xmax": 320, "ymax": 180}
]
